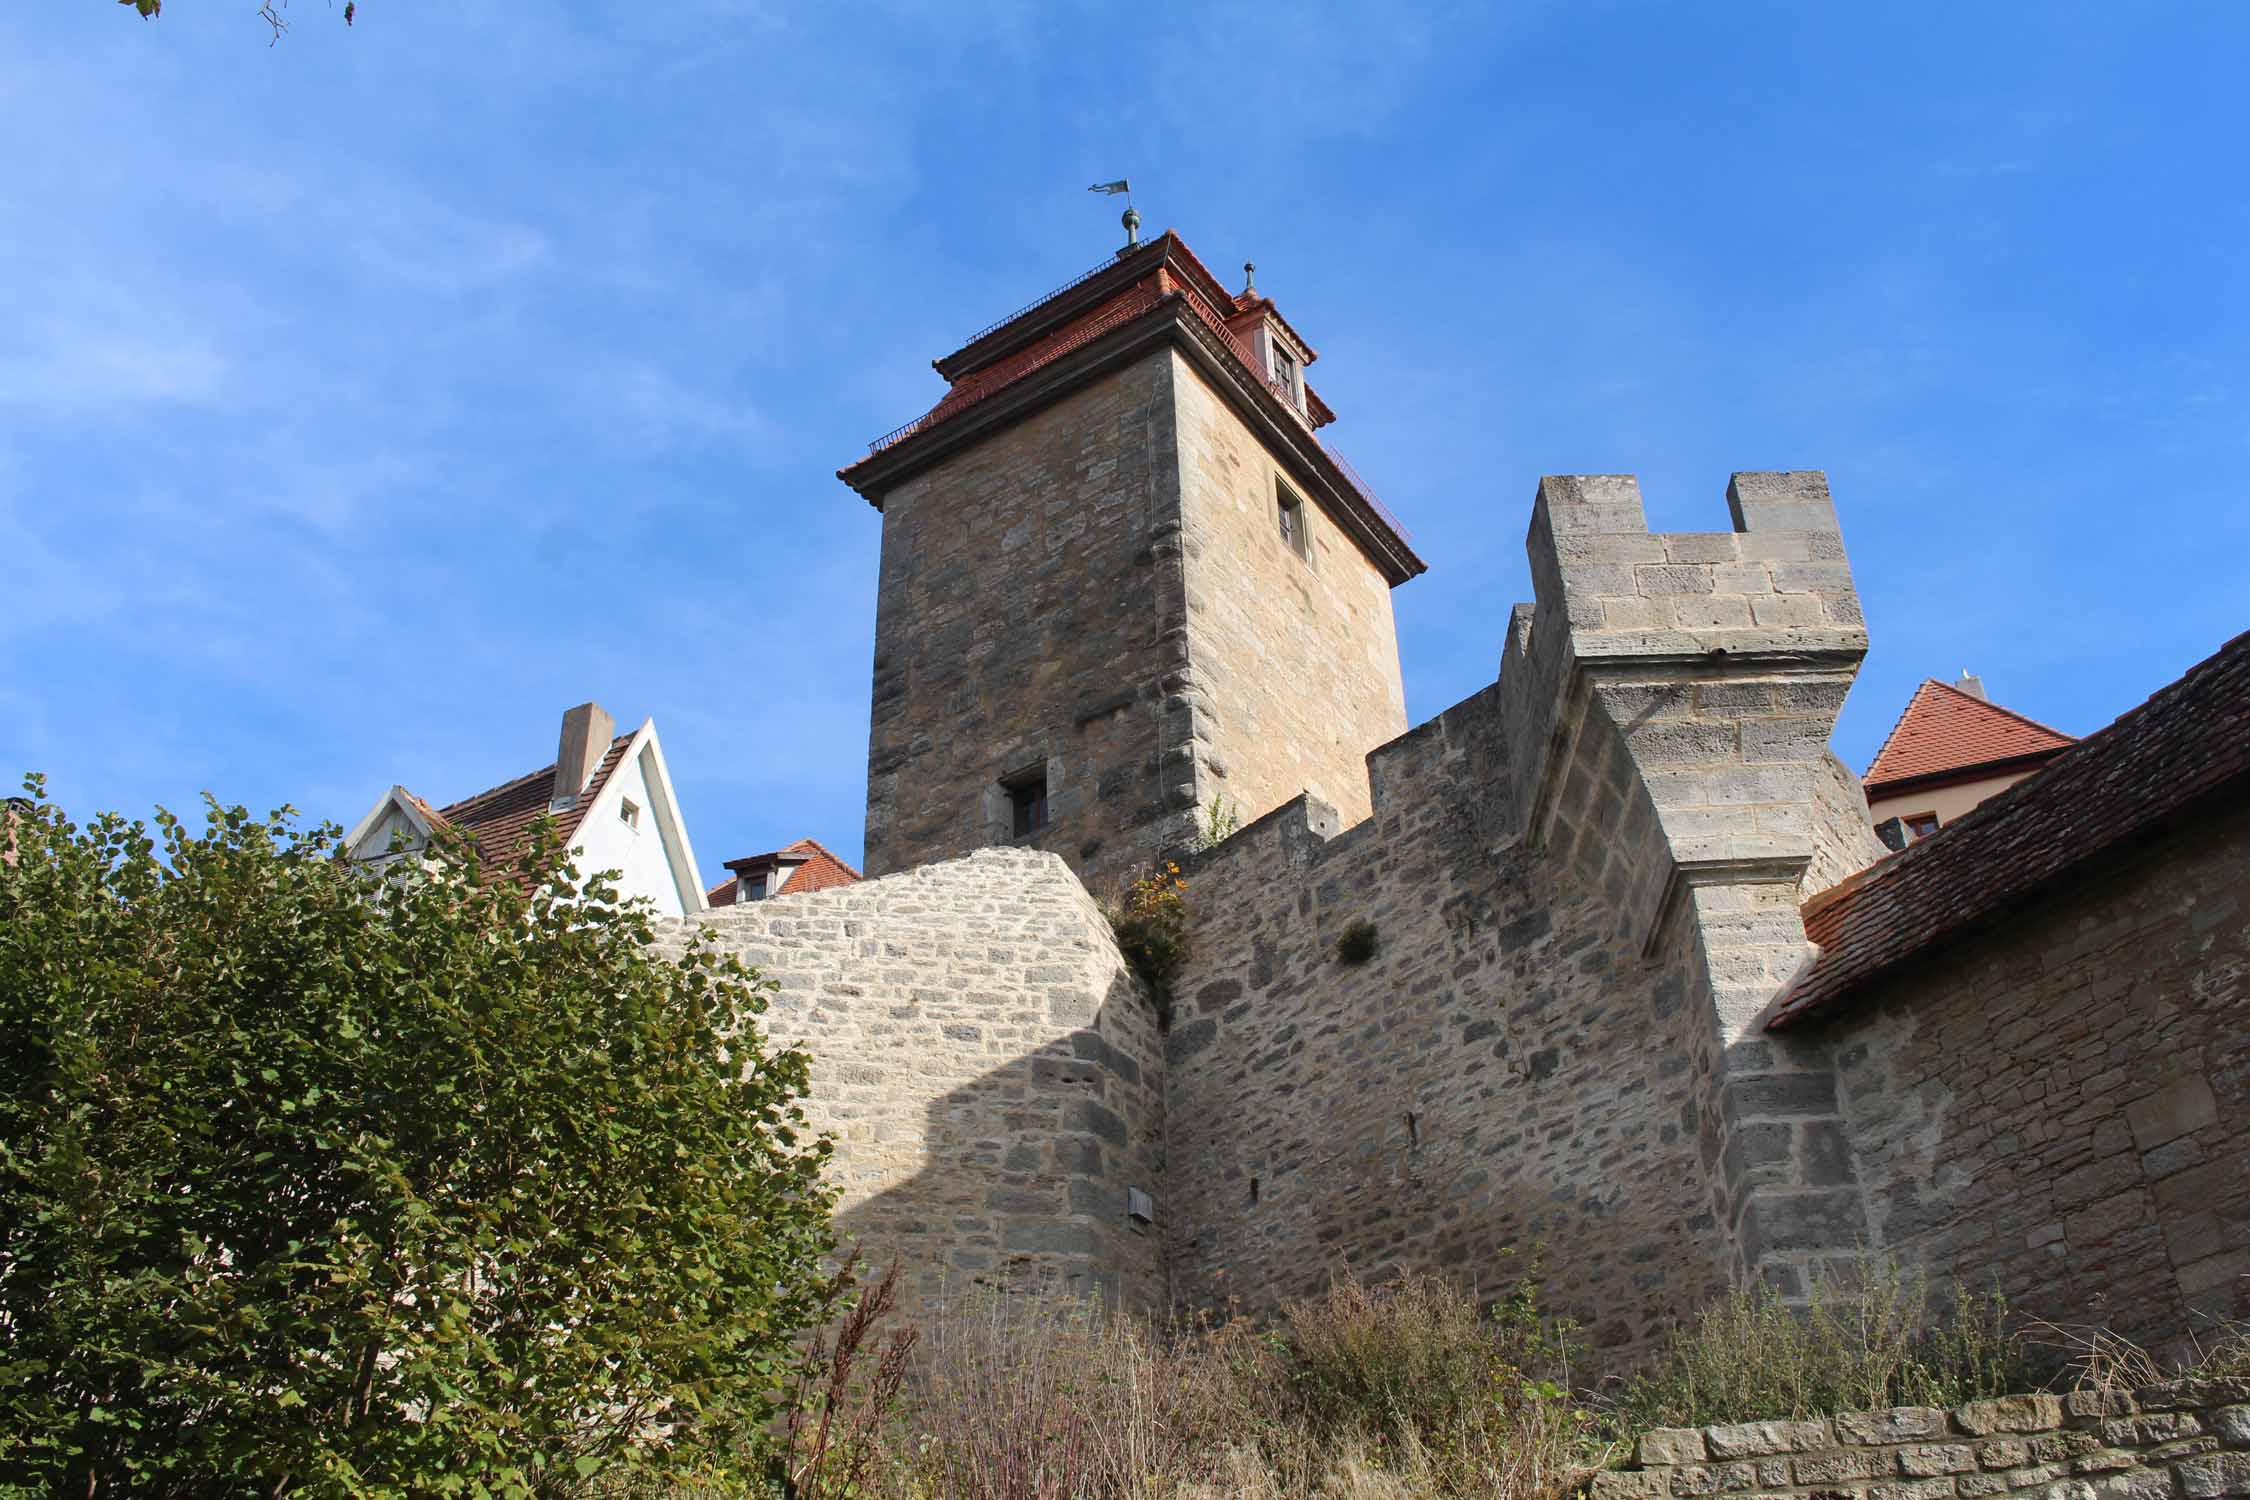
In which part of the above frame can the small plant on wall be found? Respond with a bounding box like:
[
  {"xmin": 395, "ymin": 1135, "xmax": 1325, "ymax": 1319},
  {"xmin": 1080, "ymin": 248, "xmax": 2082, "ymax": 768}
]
[
  {"xmin": 1189, "ymin": 793, "xmax": 1242, "ymax": 852},
  {"xmin": 1335, "ymin": 918, "xmax": 1379, "ymax": 965},
  {"xmin": 1106, "ymin": 861, "xmax": 1191, "ymax": 1028}
]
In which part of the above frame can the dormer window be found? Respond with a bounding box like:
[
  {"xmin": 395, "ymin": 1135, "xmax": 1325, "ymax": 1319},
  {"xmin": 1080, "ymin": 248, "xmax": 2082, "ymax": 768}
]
[{"xmin": 1269, "ymin": 342, "xmax": 1299, "ymax": 406}]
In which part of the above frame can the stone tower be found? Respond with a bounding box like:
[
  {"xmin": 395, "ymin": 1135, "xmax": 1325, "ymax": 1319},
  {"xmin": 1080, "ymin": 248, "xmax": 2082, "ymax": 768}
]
[{"xmin": 838, "ymin": 230, "xmax": 1425, "ymax": 894}]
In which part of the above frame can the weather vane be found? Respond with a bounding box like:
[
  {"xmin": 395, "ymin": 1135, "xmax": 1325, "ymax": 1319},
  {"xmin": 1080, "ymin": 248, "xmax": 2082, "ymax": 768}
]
[{"xmin": 1088, "ymin": 179, "xmax": 1140, "ymax": 252}]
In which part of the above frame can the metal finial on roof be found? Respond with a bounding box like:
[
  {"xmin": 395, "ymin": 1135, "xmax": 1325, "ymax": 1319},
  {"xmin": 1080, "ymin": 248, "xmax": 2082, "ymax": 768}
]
[
  {"xmin": 1243, "ymin": 260, "xmax": 1256, "ymax": 293},
  {"xmin": 1089, "ymin": 179, "xmax": 1139, "ymax": 253}
]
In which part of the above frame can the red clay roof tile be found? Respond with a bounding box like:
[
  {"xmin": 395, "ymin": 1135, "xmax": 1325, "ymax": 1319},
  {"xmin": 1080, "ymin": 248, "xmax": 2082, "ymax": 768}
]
[
  {"xmin": 1771, "ymin": 630, "xmax": 2250, "ymax": 1030},
  {"xmin": 1863, "ymin": 679, "xmax": 2076, "ymax": 794},
  {"xmin": 776, "ymin": 837, "xmax": 862, "ymax": 894},
  {"xmin": 717, "ymin": 836, "xmax": 863, "ymax": 900},
  {"xmin": 428, "ymin": 734, "xmax": 632, "ymax": 889}
]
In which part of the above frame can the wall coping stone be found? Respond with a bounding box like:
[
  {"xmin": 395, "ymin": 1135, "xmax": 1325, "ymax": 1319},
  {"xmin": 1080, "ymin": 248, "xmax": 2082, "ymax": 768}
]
[{"xmin": 1593, "ymin": 1382, "xmax": 2250, "ymax": 1500}]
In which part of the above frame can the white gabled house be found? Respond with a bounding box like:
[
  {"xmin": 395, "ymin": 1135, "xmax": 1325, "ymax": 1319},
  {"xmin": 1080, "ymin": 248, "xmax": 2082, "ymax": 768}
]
[{"xmin": 343, "ymin": 702, "xmax": 708, "ymax": 917}]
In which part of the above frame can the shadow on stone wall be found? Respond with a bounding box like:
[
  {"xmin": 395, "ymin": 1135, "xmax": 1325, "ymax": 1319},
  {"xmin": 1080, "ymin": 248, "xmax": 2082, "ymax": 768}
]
[{"xmin": 824, "ymin": 967, "xmax": 1172, "ymax": 1322}]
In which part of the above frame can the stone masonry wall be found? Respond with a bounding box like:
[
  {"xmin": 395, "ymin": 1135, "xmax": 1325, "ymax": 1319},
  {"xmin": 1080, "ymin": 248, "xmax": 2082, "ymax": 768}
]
[
  {"xmin": 1595, "ymin": 1384, "xmax": 2250, "ymax": 1500},
  {"xmin": 1823, "ymin": 801, "xmax": 2250, "ymax": 1354},
  {"xmin": 1156, "ymin": 470, "xmax": 1896, "ymax": 1357},
  {"xmin": 1499, "ymin": 472, "xmax": 1896, "ymax": 1299},
  {"xmin": 1170, "ymin": 350, "xmax": 1408, "ymax": 843},
  {"xmin": 862, "ymin": 356, "xmax": 1198, "ymax": 894},
  {"xmin": 656, "ymin": 848, "xmax": 1169, "ymax": 1319},
  {"xmin": 1161, "ymin": 684, "xmax": 1734, "ymax": 1360}
]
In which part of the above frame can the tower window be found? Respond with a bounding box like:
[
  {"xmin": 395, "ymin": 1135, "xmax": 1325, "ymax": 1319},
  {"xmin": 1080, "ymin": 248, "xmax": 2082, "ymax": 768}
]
[
  {"xmin": 1270, "ymin": 341, "xmax": 1299, "ymax": 404},
  {"xmin": 1276, "ymin": 480, "xmax": 1308, "ymax": 558},
  {"xmin": 1005, "ymin": 767, "xmax": 1049, "ymax": 838}
]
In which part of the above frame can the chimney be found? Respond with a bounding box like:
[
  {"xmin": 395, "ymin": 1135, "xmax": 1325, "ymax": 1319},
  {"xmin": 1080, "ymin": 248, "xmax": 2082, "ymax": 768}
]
[
  {"xmin": 552, "ymin": 702, "xmax": 615, "ymax": 809},
  {"xmin": 1954, "ymin": 671, "xmax": 1987, "ymax": 701}
]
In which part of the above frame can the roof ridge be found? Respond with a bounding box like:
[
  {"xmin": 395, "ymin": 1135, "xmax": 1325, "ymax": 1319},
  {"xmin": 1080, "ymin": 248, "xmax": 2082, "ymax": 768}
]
[
  {"xmin": 1863, "ymin": 677, "xmax": 2076, "ymax": 790},
  {"xmin": 1861, "ymin": 678, "xmax": 1943, "ymax": 782},
  {"xmin": 549, "ymin": 734, "xmax": 635, "ymax": 851},
  {"xmin": 784, "ymin": 835, "xmax": 865, "ymax": 881},
  {"xmin": 1773, "ymin": 626, "xmax": 2250, "ymax": 1030},
  {"xmin": 437, "ymin": 731, "xmax": 632, "ymax": 820},
  {"xmin": 1926, "ymin": 677, "xmax": 2077, "ymax": 745}
]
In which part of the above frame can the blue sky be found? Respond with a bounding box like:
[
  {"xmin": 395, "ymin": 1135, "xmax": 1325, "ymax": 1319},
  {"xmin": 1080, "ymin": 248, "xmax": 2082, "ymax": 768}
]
[{"xmin": 5, "ymin": 1, "xmax": 2246, "ymax": 881}]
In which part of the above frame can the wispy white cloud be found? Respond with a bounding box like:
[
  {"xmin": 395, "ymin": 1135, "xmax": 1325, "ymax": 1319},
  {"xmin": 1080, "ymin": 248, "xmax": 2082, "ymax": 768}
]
[
  {"xmin": 0, "ymin": 334, "xmax": 232, "ymax": 413},
  {"xmin": 568, "ymin": 358, "xmax": 770, "ymax": 455}
]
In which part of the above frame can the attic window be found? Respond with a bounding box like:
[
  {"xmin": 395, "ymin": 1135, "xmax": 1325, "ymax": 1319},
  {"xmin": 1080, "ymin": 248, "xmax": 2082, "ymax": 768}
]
[
  {"xmin": 746, "ymin": 872, "xmax": 769, "ymax": 901},
  {"xmin": 1276, "ymin": 480, "xmax": 1308, "ymax": 558},
  {"xmin": 1005, "ymin": 767, "xmax": 1049, "ymax": 839},
  {"xmin": 619, "ymin": 797, "xmax": 641, "ymax": 831},
  {"xmin": 1903, "ymin": 811, "xmax": 1940, "ymax": 841},
  {"xmin": 1270, "ymin": 341, "xmax": 1299, "ymax": 405}
]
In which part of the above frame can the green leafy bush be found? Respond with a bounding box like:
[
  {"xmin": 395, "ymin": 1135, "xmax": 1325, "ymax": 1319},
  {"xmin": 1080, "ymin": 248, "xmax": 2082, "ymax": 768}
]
[
  {"xmin": 1608, "ymin": 1260, "xmax": 2030, "ymax": 1432},
  {"xmin": 0, "ymin": 780, "xmax": 837, "ymax": 1497}
]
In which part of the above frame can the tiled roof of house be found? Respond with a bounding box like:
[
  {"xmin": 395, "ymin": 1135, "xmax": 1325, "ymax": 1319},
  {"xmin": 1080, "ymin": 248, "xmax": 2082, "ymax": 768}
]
[
  {"xmin": 706, "ymin": 874, "xmax": 739, "ymax": 907},
  {"xmin": 428, "ymin": 734, "xmax": 632, "ymax": 886},
  {"xmin": 1862, "ymin": 679, "xmax": 2076, "ymax": 794},
  {"xmin": 776, "ymin": 837, "xmax": 863, "ymax": 894},
  {"xmin": 1770, "ymin": 630, "xmax": 2250, "ymax": 1030},
  {"xmin": 716, "ymin": 836, "xmax": 864, "ymax": 902}
]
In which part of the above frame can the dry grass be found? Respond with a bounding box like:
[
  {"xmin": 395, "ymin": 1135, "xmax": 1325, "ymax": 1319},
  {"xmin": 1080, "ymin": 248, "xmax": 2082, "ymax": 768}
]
[
  {"xmin": 1604, "ymin": 1259, "xmax": 2031, "ymax": 1432},
  {"xmin": 731, "ymin": 1267, "xmax": 1604, "ymax": 1500},
  {"xmin": 2022, "ymin": 1306, "xmax": 2250, "ymax": 1395}
]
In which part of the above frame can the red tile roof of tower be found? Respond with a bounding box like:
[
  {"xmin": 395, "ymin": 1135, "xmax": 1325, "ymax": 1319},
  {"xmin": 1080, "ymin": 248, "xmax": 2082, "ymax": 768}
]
[
  {"xmin": 838, "ymin": 229, "xmax": 1422, "ymax": 582},
  {"xmin": 1862, "ymin": 679, "xmax": 2077, "ymax": 795},
  {"xmin": 1770, "ymin": 630, "xmax": 2250, "ymax": 1030}
]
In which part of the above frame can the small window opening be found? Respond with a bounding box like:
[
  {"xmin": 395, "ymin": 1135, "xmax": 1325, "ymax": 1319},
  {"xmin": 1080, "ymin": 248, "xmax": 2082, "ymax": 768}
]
[
  {"xmin": 1126, "ymin": 1185, "xmax": 1155, "ymax": 1225},
  {"xmin": 1903, "ymin": 811, "xmax": 1940, "ymax": 841},
  {"xmin": 618, "ymin": 797, "xmax": 640, "ymax": 830},
  {"xmin": 746, "ymin": 873, "xmax": 769, "ymax": 901},
  {"xmin": 1249, "ymin": 1176, "xmax": 1261, "ymax": 1206},
  {"xmin": 1271, "ymin": 341, "xmax": 1298, "ymax": 403},
  {"xmin": 1406, "ymin": 1111, "xmax": 1420, "ymax": 1150},
  {"xmin": 1276, "ymin": 480, "xmax": 1308, "ymax": 558},
  {"xmin": 1006, "ymin": 768, "xmax": 1050, "ymax": 838}
]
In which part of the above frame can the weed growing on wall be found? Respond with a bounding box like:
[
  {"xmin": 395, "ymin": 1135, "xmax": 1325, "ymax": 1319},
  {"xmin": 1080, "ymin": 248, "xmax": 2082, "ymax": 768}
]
[
  {"xmin": 1106, "ymin": 860, "xmax": 1191, "ymax": 1028},
  {"xmin": 1188, "ymin": 794, "xmax": 1242, "ymax": 852}
]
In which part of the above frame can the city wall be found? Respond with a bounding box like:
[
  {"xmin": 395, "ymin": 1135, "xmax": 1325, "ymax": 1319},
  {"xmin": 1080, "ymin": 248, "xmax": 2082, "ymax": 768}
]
[
  {"xmin": 658, "ymin": 847, "xmax": 1170, "ymax": 1318},
  {"xmin": 671, "ymin": 469, "xmax": 2246, "ymax": 1362},
  {"xmin": 1817, "ymin": 800, "xmax": 2250, "ymax": 1355}
]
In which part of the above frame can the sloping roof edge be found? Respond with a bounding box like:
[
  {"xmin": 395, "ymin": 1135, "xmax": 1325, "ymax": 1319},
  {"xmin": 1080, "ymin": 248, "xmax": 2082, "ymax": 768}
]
[
  {"xmin": 1771, "ymin": 630, "xmax": 2250, "ymax": 1030},
  {"xmin": 1862, "ymin": 678, "xmax": 2078, "ymax": 793}
]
